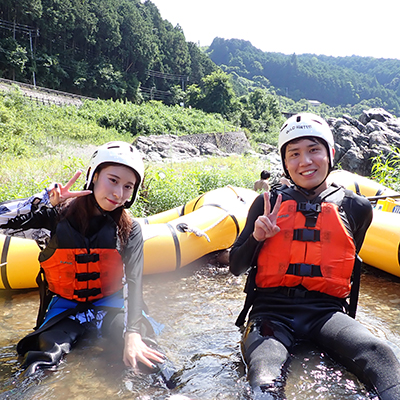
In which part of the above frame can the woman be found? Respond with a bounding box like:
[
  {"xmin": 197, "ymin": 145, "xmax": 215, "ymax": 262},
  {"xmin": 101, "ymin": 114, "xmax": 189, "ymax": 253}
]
[
  {"xmin": 230, "ymin": 113, "xmax": 400, "ymax": 399},
  {"xmin": 1, "ymin": 141, "xmax": 165, "ymax": 376}
]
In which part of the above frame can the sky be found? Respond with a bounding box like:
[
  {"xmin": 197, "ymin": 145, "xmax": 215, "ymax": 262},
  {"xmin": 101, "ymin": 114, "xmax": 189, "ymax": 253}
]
[{"xmin": 149, "ymin": 0, "xmax": 400, "ymax": 60}]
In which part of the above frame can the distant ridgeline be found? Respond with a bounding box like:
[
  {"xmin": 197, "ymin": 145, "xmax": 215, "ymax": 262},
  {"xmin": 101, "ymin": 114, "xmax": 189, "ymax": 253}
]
[
  {"xmin": 1, "ymin": 1, "xmax": 399, "ymax": 116},
  {"xmin": 205, "ymin": 38, "xmax": 400, "ymax": 115}
]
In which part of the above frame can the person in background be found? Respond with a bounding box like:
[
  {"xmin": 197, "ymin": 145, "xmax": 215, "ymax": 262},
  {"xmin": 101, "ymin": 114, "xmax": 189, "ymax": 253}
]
[
  {"xmin": 279, "ymin": 175, "xmax": 291, "ymax": 187},
  {"xmin": 230, "ymin": 113, "xmax": 400, "ymax": 399},
  {"xmin": 0, "ymin": 141, "xmax": 166, "ymax": 377},
  {"xmin": 254, "ymin": 170, "xmax": 271, "ymax": 192}
]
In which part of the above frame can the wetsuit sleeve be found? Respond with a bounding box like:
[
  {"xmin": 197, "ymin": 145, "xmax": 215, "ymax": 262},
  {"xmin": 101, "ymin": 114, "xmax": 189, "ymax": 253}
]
[
  {"xmin": 230, "ymin": 194, "xmax": 269, "ymax": 276},
  {"xmin": 0, "ymin": 207, "xmax": 58, "ymax": 231},
  {"xmin": 343, "ymin": 192, "xmax": 373, "ymax": 252},
  {"xmin": 122, "ymin": 219, "xmax": 145, "ymax": 334}
]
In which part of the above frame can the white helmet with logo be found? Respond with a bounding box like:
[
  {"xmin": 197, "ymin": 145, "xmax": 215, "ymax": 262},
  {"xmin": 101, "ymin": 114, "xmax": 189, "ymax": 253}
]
[
  {"xmin": 85, "ymin": 141, "xmax": 144, "ymax": 208},
  {"xmin": 278, "ymin": 113, "xmax": 335, "ymax": 177}
]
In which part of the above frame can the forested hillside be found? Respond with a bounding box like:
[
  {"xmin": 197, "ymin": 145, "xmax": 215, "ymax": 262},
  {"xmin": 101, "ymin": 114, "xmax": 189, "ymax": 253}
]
[
  {"xmin": 1, "ymin": 0, "xmax": 400, "ymax": 134},
  {"xmin": 0, "ymin": 0, "xmax": 216, "ymax": 101},
  {"xmin": 206, "ymin": 38, "xmax": 400, "ymax": 114}
]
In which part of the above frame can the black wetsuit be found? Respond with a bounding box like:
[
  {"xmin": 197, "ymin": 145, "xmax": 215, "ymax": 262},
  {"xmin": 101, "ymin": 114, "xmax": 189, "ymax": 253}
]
[
  {"xmin": 1, "ymin": 205, "xmax": 152, "ymax": 375},
  {"xmin": 230, "ymin": 184, "xmax": 400, "ymax": 400}
]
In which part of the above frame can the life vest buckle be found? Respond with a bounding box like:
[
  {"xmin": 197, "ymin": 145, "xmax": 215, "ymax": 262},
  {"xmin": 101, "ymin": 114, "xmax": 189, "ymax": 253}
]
[{"xmin": 297, "ymin": 202, "xmax": 321, "ymax": 213}]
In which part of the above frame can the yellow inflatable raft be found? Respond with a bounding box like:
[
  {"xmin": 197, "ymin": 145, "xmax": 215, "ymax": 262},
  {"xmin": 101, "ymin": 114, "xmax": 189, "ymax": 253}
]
[
  {"xmin": 329, "ymin": 170, "xmax": 400, "ymax": 277},
  {"xmin": 327, "ymin": 169, "xmax": 398, "ymax": 199},
  {"xmin": 0, "ymin": 186, "xmax": 257, "ymax": 290}
]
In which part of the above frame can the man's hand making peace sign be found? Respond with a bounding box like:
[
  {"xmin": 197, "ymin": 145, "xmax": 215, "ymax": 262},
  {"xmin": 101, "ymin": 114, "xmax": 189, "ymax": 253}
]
[{"xmin": 252, "ymin": 192, "xmax": 282, "ymax": 242}]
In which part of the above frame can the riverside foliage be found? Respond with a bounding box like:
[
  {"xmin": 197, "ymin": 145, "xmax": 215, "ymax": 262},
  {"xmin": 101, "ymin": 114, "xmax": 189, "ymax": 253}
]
[
  {"xmin": 0, "ymin": 89, "xmax": 397, "ymax": 217},
  {"xmin": 0, "ymin": 90, "xmax": 264, "ymax": 216}
]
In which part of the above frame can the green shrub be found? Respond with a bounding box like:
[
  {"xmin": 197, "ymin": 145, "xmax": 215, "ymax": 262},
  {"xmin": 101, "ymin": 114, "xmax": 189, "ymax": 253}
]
[{"xmin": 371, "ymin": 148, "xmax": 400, "ymax": 191}]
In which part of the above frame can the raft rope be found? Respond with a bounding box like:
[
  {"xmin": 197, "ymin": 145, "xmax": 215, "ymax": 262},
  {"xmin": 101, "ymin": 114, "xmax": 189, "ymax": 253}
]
[
  {"xmin": 177, "ymin": 210, "xmax": 232, "ymax": 242},
  {"xmin": 181, "ymin": 225, "xmax": 211, "ymax": 242}
]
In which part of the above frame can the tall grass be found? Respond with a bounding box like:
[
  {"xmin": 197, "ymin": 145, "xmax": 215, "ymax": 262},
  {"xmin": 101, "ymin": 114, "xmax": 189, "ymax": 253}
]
[{"xmin": 133, "ymin": 155, "xmax": 267, "ymax": 217}]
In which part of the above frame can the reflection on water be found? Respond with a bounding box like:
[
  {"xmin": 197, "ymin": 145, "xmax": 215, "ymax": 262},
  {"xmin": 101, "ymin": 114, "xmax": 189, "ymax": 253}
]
[{"xmin": 0, "ymin": 260, "xmax": 399, "ymax": 399}]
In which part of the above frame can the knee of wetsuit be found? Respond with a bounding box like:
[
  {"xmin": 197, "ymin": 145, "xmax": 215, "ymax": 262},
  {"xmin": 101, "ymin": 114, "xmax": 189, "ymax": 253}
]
[
  {"xmin": 246, "ymin": 339, "xmax": 289, "ymax": 389},
  {"xmin": 242, "ymin": 319, "xmax": 292, "ymax": 361},
  {"xmin": 21, "ymin": 342, "xmax": 68, "ymax": 376},
  {"xmin": 21, "ymin": 350, "xmax": 54, "ymax": 368},
  {"xmin": 51, "ymin": 317, "xmax": 85, "ymax": 343},
  {"xmin": 38, "ymin": 330, "xmax": 74, "ymax": 352},
  {"xmin": 242, "ymin": 322, "xmax": 266, "ymax": 361},
  {"xmin": 18, "ymin": 317, "xmax": 85, "ymax": 356}
]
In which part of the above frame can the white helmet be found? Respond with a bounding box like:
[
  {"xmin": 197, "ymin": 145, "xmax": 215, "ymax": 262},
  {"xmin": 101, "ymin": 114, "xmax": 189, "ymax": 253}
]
[
  {"xmin": 85, "ymin": 141, "xmax": 144, "ymax": 208},
  {"xmin": 278, "ymin": 113, "xmax": 335, "ymax": 176}
]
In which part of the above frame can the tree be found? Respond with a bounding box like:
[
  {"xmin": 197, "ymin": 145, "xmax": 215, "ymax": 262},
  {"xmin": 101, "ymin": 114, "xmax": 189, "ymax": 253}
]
[
  {"xmin": 1, "ymin": 0, "xmax": 43, "ymax": 23},
  {"xmin": 0, "ymin": 38, "xmax": 28, "ymax": 80},
  {"xmin": 198, "ymin": 70, "xmax": 236, "ymax": 115}
]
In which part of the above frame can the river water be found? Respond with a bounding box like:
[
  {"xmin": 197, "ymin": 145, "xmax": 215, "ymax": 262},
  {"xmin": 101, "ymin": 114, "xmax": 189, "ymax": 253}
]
[{"xmin": 0, "ymin": 258, "xmax": 399, "ymax": 400}]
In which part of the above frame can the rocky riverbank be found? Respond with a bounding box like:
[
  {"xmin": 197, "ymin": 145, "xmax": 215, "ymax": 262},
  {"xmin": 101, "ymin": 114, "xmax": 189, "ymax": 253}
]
[{"xmin": 134, "ymin": 108, "xmax": 400, "ymax": 178}]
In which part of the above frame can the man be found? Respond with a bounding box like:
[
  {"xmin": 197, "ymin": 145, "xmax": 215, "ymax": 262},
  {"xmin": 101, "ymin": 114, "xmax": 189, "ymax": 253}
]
[
  {"xmin": 230, "ymin": 113, "xmax": 400, "ymax": 399},
  {"xmin": 254, "ymin": 170, "xmax": 271, "ymax": 192}
]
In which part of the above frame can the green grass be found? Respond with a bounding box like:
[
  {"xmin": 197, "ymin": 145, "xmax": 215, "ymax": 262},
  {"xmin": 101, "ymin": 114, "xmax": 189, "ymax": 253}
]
[{"xmin": 133, "ymin": 155, "xmax": 267, "ymax": 217}]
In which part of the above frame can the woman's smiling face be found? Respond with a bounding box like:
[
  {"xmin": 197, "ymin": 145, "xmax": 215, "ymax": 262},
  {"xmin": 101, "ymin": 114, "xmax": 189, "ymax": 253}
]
[
  {"xmin": 284, "ymin": 137, "xmax": 331, "ymax": 195},
  {"xmin": 92, "ymin": 164, "xmax": 137, "ymax": 212}
]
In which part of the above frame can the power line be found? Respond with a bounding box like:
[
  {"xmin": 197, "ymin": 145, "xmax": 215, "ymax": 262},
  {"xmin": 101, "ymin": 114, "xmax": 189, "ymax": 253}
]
[
  {"xmin": 147, "ymin": 69, "xmax": 189, "ymax": 91},
  {"xmin": 140, "ymin": 86, "xmax": 172, "ymax": 100},
  {"xmin": 147, "ymin": 69, "xmax": 188, "ymax": 81},
  {"xmin": 0, "ymin": 19, "xmax": 39, "ymax": 37}
]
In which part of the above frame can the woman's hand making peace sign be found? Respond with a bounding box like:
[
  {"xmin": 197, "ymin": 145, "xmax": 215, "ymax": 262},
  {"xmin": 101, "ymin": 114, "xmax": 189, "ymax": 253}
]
[
  {"xmin": 252, "ymin": 191, "xmax": 282, "ymax": 242},
  {"xmin": 48, "ymin": 170, "xmax": 92, "ymax": 207}
]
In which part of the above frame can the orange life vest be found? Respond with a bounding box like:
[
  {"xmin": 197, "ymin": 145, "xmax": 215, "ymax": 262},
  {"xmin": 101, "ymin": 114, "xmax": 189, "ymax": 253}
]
[
  {"xmin": 256, "ymin": 196, "xmax": 356, "ymax": 299},
  {"xmin": 39, "ymin": 216, "xmax": 124, "ymax": 302},
  {"xmin": 40, "ymin": 247, "xmax": 124, "ymax": 302}
]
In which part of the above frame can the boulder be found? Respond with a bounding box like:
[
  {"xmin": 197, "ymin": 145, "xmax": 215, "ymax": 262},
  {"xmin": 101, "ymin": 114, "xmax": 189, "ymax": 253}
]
[
  {"xmin": 359, "ymin": 108, "xmax": 394, "ymax": 124},
  {"xmin": 328, "ymin": 109, "xmax": 400, "ymax": 176}
]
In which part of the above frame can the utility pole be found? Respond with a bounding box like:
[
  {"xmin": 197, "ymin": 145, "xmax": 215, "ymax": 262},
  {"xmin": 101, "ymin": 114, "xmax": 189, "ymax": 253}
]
[{"xmin": 29, "ymin": 30, "xmax": 36, "ymax": 87}]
